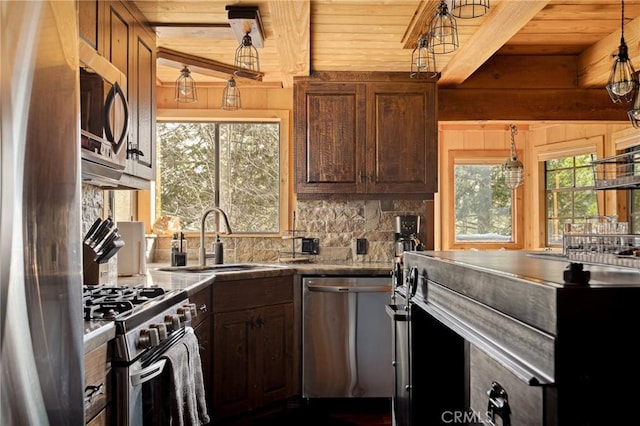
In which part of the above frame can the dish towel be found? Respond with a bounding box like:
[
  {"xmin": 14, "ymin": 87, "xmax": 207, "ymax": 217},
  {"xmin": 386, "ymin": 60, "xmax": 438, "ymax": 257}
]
[{"xmin": 162, "ymin": 329, "xmax": 211, "ymax": 425}]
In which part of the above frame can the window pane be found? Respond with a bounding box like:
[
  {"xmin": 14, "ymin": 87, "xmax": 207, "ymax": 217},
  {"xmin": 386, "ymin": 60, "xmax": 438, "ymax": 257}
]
[
  {"xmin": 157, "ymin": 121, "xmax": 280, "ymax": 233},
  {"xmin": 454, "ymin": 164, "xmax": 513, "ymax": 242},
  {"xmin": 544, "ymin": 153, "xmax": 597, "ymax": 247},
  {"xmin": 219, "ymin": 123, "xmax": 279, "ymax": 233}
]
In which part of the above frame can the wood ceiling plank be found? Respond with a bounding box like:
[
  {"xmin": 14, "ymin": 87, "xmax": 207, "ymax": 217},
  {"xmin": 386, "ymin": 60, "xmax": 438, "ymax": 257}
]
[
  {"xmin": 579, "ymin": 15, "xmax": 640, "ymax": 88},
  {"xmin": 439, "ymin": 0, "xmax": 550, "ymax": 86},
  {"xmin": 268, "ymin": 0, "xmax": 310, "ymax": 88}
]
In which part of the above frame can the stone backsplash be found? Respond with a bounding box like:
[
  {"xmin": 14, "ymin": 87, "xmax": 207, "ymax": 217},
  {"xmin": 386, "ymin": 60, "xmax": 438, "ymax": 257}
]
[
  {"xmin": 82, "ymin": 184, "xmax": 118, "ymax": 284},
  {"xmin": 152, "ymin": 199, "xmax": 430, "ymax": 266}
]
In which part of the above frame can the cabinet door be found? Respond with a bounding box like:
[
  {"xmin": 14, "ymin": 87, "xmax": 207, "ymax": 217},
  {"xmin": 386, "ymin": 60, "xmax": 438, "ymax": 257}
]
[
  {"xmin": 194, "ymin": 317, "xmax": 212, "ymax": 413},
  {"xmin": 104, "ymin": 2, "xmax": 130, "ymax": 81},
  {"xmin": 78, "ymin": 0, "xmax": 102, "ymax": 52},
  {"xmin": 213, "ymin": 309, "xmax": 256, "ymax": 417},
  {"xmin": 255, "ymin": 303, "xmax": 294, "ymax": 406},
  {"xmin": 294, "ymin": 82, "xmax": 367, "ymax": 195},
  {"xmin": 366, "ymin": 82, "xmax": 437, "ymax": 195},
  {"xmin": 127, "ymin": 25, "xmax": 156, "ymax": 181}
]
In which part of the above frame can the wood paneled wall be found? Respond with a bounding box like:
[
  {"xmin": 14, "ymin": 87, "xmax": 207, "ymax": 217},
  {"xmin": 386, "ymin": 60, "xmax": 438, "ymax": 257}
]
[{"xmin": 438, "ymin": 122, "xmax": 637, "ymax": 251}]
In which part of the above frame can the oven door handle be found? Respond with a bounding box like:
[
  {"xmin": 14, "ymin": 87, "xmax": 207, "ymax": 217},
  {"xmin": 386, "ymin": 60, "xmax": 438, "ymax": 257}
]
[{"xmin": 130, "ymin": 359, "xmax": 167, "ymax": 387}]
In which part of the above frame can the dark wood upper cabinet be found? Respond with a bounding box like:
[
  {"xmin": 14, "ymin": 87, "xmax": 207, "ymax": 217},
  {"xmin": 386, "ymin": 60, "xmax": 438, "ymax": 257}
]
[{"xmin": 294, "ymin": 72, "xmax": 438, "ymax": 199}]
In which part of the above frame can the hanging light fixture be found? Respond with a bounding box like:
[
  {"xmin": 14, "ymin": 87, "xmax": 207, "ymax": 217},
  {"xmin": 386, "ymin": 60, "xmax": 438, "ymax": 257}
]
[
  {"xmin": 221, "ymin": 77, "xmax": 241, "ymax": 111},
  {"xmin": 410, "ymin": 33, "xmax": 437, "ymax": 78},
  {"xmin": 503, "ymin": 124, "xmax": 524, "ymax": 190},
  {"xmin": 628, "ymin": 73, "xmax": 640, "ymax": 127},
  {"xmin": 428, "ymin": 0, "xmax": 459, "ymax": 54},
  {"xmin": 234, "ymin": 32, "xmax": 260, "ymax": 79},
  {"xmin": 607, "ymin": 0, "xmax": 638, "ymax": 103},
  {"xmin": 175, "ymin": 66, "xmax": 197, "ymax": 103},
  {"xmin": 451, "ymin": 0, "xmax": 490, "ymax": 19}
]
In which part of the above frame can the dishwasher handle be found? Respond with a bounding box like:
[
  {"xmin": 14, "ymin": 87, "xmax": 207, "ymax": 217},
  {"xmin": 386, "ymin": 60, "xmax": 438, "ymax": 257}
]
[{"xmin": 307, "ymin": 284, "xmax": 392, "ymax": 293}]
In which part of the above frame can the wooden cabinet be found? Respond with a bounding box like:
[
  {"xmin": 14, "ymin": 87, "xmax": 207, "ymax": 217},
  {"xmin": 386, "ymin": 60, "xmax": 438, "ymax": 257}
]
[
  {"xmin": 294, "ymin": 72, "xmax": 438, "ymax": 199},
  {"xmin": 190, "ymin": 286, "xmax": 213, "ymax": 412},
  {"xmin": 84, "ymin": 342, "xmax": 111, "ymax": 425},
  {"xmin": 212, "ymin": 276, "xmax": 295, "ymax": 418},
  {"xmin": 82, "ymin": 0, "xmax": 156, "ymax": 189}
]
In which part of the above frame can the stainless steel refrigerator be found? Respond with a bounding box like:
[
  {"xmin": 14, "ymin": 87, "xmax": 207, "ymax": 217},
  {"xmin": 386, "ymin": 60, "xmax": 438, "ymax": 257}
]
[{"xmin": 1, "ymin": 1, "xmax": 85, "ymax": 424}]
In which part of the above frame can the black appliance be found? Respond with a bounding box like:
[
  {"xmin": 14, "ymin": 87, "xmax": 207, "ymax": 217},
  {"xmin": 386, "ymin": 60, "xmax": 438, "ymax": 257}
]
[
  {"xmin": 394, "ymin": 215, "xmax": 421, "ymax": 259},
  {"xmin": 83, "ymin": 285, "xmax": 199, "ymax": 425},
  {"xmin": 387, "ymin": 264, "xmax": 465, "ymax": 426}
]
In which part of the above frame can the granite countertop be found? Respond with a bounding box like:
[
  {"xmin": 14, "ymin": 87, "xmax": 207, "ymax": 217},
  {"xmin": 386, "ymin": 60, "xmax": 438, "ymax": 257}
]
[{"xmin": 83, "ymin": 260, "xmax": 392, "ymax": 352}]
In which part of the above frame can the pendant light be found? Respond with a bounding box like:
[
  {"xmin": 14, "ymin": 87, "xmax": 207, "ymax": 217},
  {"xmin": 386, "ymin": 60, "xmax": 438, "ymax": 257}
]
[
  {"xmin": 607, "ymin": 0, "xmax": 638, "ymax": 103},
  {"xmin": 628, "ymin": 72, "xmax": 640, "ymax": 127},
  {"xmin": 221, "ymin": 77, "xmax": 241, "ymax": 111},
  {"xmin": 175, "ymin": 66, "xmax": 197, "ymax": 103},
  {"xmin": 503, "ymin": 124, "xmax": 524, "ymax": 189},
  {"xmin": 410, "ymin": 34, "xmax": 437, "ymax": 78},
  {"xmin": 234, "ymin": 32, "xmax": 260, "ymax": 79},
  {"xmin": 428, "ymin": 0, "xmax": 459, "ymax": 54},
  {"xmin": 451, "ymin": 0, "xmax": 490, "ymax": 19}
]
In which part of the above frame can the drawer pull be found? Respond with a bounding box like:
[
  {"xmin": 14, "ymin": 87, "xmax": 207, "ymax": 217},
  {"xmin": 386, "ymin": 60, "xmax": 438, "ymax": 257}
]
[
  {"xmin": 84, "ymin": 383, "xmax": 104, "ymax": 404},
  {"xmin": 198, "ymin": 304, "xmax": 208, "ymax": 313},
  {"xmin": 487, "ymin": 381, "xmax": 511, "ymax": 426}
]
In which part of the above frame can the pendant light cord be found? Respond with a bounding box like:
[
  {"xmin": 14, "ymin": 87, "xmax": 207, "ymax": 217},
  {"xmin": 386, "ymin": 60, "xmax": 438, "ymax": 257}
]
[
  {"xmin": 621, "ymin": 0, "xmax": 626, "ymax": 44},
  {"xmin": 510, "ymin": 124, "xmax": 518, "ymax": 158}
]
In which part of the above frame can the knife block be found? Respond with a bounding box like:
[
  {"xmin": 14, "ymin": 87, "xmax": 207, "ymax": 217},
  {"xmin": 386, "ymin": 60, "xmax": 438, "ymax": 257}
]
[{"xmin": 83, "ymin": 243, "xmax": 110, "ymax": 285}]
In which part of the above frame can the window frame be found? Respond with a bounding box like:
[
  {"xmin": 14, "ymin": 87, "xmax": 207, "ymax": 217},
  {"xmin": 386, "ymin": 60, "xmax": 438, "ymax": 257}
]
[
  {"xmin": 154, "ymin": 109, "xmax": 291, "ymax": 237},
  {"xmin": 447, "ymin": 150, "xmax": 524, "ymax": 250}
]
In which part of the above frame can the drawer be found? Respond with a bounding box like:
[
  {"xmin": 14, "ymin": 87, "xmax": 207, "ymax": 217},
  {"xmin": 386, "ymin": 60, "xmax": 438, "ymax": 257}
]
[
  {"xmin": 190, "ymin": 286, "xmax": 211, "ymax": 327},
  {"xmin": 84, "ymin": 343, "xmax": 110, "ymax": 422},
  {"xmin": 213, "ymin": 276, "xmax": 293, "ymax": 312},
  {"xmin": 469, "ymin": 344, "xmax": 543, "ymax": 426}
]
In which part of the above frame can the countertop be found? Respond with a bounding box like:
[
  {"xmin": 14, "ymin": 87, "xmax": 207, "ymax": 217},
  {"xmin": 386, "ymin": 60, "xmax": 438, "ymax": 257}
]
[{"xmin": 83, "ymin": 261, "xmax": 393, "ymax": 352}]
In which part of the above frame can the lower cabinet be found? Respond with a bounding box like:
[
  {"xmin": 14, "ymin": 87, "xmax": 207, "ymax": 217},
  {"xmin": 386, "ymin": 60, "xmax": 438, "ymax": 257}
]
[
  {"xmin": 190, "ymin": 286, "xmax": 213, "ymax": 412},
  {"xmin": 84, "ymin": 342, "xmax": 111, "ymax": 425},
  {"xmin": 212, "ymin": 276, "xmax": 295, "ymax": 418}
]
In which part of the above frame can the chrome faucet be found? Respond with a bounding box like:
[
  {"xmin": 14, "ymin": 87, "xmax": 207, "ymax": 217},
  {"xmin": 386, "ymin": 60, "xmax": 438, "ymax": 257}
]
[{"xmin": 199, "ymin": 207, "xmax": 233, "ymax": 267}]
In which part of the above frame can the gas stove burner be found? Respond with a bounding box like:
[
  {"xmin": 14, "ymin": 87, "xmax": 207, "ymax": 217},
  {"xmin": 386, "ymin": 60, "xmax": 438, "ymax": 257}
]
[{"xmin": 83, "ymin": 285, "xmax": 169, "ymax": 321}]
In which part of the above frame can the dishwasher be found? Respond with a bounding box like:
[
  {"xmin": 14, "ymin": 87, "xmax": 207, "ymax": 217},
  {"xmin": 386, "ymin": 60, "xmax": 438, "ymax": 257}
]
[{"xmin": 302, "ymin": 276, "xmax": 393, "ymax": 398}]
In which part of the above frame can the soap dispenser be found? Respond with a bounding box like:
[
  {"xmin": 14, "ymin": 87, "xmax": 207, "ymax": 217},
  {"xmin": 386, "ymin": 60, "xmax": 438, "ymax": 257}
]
[{"xmin": 213, "ymin": 234, "xmax": 224, "ymax": 264}]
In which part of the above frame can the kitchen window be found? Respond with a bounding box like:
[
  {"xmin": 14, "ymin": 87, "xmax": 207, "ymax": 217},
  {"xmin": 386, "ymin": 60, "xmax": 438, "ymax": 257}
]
[
  {"xmin": 156, "ymin": 120, "xmax": 283, "ymax": 234},
  {"xmin": 448, "ymin": 150, "xmax": 523, "ymax": 249},
  {"xmin": 544, "ymin": 153, "xmax": 597, "ymax": 246}
]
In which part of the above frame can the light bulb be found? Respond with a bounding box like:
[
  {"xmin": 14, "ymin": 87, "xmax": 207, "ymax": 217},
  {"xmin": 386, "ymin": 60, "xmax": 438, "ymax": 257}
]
[
  {"xmin": 611, "ymin": 81, "xmax": 634, "ymax": 97},
  {"xmin": 178, "ymin": 81, "xmax": 192, "ymax": 97}
]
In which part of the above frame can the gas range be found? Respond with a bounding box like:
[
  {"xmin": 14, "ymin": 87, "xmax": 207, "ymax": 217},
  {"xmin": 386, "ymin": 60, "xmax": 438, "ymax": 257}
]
[{"xmin": 83, "ymin": 285, "xmax": 193, "ymax": 362}]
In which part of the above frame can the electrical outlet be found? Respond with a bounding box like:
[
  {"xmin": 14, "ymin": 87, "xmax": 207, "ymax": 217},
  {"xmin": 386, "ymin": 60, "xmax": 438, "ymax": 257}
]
[
  {"xmin": 356, "ymin": 238, "xmax": 367, "ymax": 255},
  {"xmin": 302, "ymin": 238, "xmax": 320, "ymax": 255}
]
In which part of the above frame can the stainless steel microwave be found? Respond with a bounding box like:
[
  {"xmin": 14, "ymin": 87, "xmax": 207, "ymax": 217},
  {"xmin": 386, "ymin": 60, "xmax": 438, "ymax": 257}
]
[{"xmin": 79, "ymin": 39, "xmax": 129, "ymax": 186}]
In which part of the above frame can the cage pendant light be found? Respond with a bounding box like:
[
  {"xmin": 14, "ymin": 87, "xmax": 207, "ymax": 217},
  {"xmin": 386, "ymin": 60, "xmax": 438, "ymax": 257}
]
[
  {"xmin": 410, "ymin": 34, "xmax": 437, "ymax": 78},
  {"xmin": 503, "ymin": 124, "xmax": 524, "ymax": 190},
  {"xmin": 428, "ymin": 0, "xmax": 459, "ymax": 54},
  {"xmin": 175, "ymin": 66, "xmax": 197, "ymax": 103},
  {"xmin": 221, "ymin": 77, "xmax": 241, "ymax": 111},
  {"xmin": 607, "ymin": 0, "xmax": 638, "ymax": 103},
  {"xmin": 234, "ymin": 32, "xmax": 260, "ymax": 79},
  {"xmin": 628, "ymin": 73, "xmax": 640, "ymax": 127},
  {"xmin": 451, "ymin": 0, "xmax": 490, "ymax": 19}
]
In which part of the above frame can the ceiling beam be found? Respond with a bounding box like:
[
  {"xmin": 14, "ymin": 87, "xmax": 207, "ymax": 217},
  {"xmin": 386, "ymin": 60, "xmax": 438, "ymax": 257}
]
[
  {"xmin": 156, "ymin": 47, "xmax": 265, "ymax": 84},
  {"xmin": 438, "ymin": 0, "xmax": 550, "ymax": 86},
  {"xmin": 267, "ymin": 0, "xmax": 310, "ymax": 88},
  {"xmin": 403, "ymin": 0, "xmax": 438, "ymax": 48},
  {"xmin": 438, "ymin": 87, "xmax": 629, "ymax": 121},
  {"xmin": 579, "ymin": 15, "xmax": 640, "ymax": 88}
]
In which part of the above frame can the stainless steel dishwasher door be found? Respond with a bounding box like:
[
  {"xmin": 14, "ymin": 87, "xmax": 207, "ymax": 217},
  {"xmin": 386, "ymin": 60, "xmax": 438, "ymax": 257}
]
[{"xmin": 302, "ymin": 276, "xmax": 393, "ymax": 398}]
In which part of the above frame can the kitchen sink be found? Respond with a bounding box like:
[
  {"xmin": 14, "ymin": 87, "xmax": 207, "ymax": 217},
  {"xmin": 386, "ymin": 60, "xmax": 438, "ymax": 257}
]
[{"xmin": 157, "ymin": 263, "xmax": 266, "ymax": 273}]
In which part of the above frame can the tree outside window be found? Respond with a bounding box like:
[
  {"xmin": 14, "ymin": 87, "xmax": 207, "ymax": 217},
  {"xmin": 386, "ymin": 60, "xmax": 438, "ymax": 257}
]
[
  {"xmin": 545, "ymin": 153, "xmax": 597, "ymax": 246},
  {"xmin": 454, "ymin": 163, "xmax": 514, "ymax": 243},
  {"xmin": 157, "ymin": 121, "xmax": 280, "ymax": 233}
]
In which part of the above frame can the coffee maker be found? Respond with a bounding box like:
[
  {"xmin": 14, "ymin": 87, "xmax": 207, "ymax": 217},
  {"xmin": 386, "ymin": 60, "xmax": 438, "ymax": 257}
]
[{"xmin": 394, "ymin": 215, "xmax": 421, "ymax": 258}]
